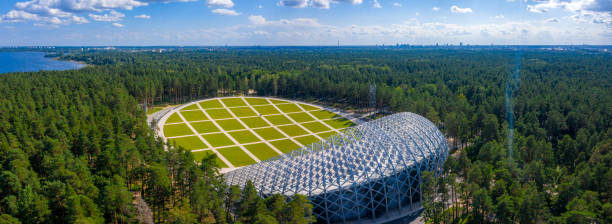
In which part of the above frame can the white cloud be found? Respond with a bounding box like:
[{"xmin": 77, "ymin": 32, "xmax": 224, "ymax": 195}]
[
  {"xmin": 432, "ymin": 7, "xmax": 440, "ymax": 12},
  {"xmin": 112, "ymin": 22, "xmax": 123, "ymax": 27},
  {"xmin": 527, "ymin": 0, "xmax": 611, "ymax": 25},
  {"xmin": 249, "ymin": 15, "xmax": 267, "ymax": 25},
  {"xmin": 311, "ymin": 0, "xmax": 330, "ymax": 9},
  {"xmin": 134, "ymin": 14, "xmax": 150, "ymax": 19},
  {"xmin": 212, "ymin": 9, "xmax": 240, "ymax": 16},
  {"xmin": 373, "ymin": 0, "xmax": 382, "ymax": 8},
  {"xmin": 89, "ymin": 10, "xmax": 124, "ymax": 22},
  {"xmin": 278, "ymin": 0, "xmax": 363, "ymax": 8},
  {"xmin": 393, "ymin": 2, "xmax": 402, "ymax": 7},
  {"xmin": 278, "ymin": 0, "xmax": 309, "ymax": 8},
  {"xmin": 495, "ymin": 15, "xmax": 505, "ymax": 19},
  {"xmin": 451, "ymin": 5, "xmax": 473, "ymax": 14},
  {"xmin": 206, "ymin": 0, "xmax": 235, "ymax": 8},
  {"xmin": 546, "ymin": 18, "xmax": 559, "ymax": 23}
]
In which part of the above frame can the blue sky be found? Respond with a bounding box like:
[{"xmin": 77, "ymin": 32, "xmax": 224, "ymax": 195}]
[{"xmin": 0, "ymin": 0, "xmax": 610, "ymax": 46}]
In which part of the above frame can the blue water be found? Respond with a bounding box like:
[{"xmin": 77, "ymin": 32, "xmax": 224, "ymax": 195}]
[{"xmin": 0, "ymin": 52, "xmax": 86, "ymax": 74}]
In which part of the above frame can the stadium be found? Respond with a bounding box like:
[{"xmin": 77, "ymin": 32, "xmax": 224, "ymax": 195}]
[{"xmin": 225, "ymin": 112, "xmax": 448, "ymax": 223}]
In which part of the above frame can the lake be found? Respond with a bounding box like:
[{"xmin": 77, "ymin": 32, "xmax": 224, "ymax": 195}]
[{"xmin": 0, "ymin": 52, "xmax": 86, "ymax": 74}]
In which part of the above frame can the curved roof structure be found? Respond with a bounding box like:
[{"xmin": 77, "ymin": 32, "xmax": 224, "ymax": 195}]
[{"xmin": 225, "ymin": 112, "xmax": 448, "ymax": 223}]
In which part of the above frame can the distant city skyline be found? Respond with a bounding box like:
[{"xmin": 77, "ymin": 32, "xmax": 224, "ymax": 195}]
[{"xmin": 0, "ymin": 0, "xmax": 610, "ymax": 46}]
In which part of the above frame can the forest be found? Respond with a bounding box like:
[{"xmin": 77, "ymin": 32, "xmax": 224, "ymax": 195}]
[{"xmin": 0, "ymin": 47, "xmax": 610, "ymax": 223}]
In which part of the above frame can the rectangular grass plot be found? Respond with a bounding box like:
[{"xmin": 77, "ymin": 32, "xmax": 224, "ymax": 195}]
[
  {"xmin": 228, "ymin": 130, "xmax": 261, "ymax": 144},
  {"xmin": 180, "ymin": 104, "xmax": 199, "ymax": 111},
  {"xmin": 324, "ymin": 118, "xmax": 355, "ymax": 129},
  {"xmin": 180, "ymin": 110, "xmax": 207, "ymax": 122},
  {"xmin": 190, "ymin": 121, "xmax": 220, "ymax": 134},
  {"xmin": 253, "ymin": 105, "xmax": 281, "ymax": 115},
  {"xmin": 310, "ymin": 110, "xmax": 341, "ymax": 120},
  {"xmin": 221, "ymin": 98, "xmax": 247, "ymax": 107},
  {"xmin": 169, "ymin": 136, "xmax": 206, "ymax": 150},
  {"xmin": 277, "ymin": 124, "xmax": 309, "ymax": 137},
  {"xmin": 164, "ymin": 123, "xmax": 194, "ymax": 137},
  {"xmin": 199, "ymin": 99, "xmax": 224, "ymax": 109},
  {"xmin": 270, "ymin": 139, "xmax": 301, "ymax": 153},
  {"xmin": 245, "ymin": 98, "xmax": 270, "ymax": 105},
  {"xmin": 317, "ymin": 131, "xmax": 339, "ymax": 139},
  {"xmin": 165, "ymin": 113, "xmax": 183, "ymax": 123},
  {"xmin": 275, "ymin": 103, "xmax": 302, "ymax": 113},
  {"xmin": 216, "ymin": 119, "xmax": 246, "ymax": 131},
  {"xmin": 299, "ymin": 103, "xmax": 319, "ymax": 111},
  {"xmin": 241, "ymin": 117, "xmax": 270, "ymax": 128},
  {"xmin": 202, "ymin": 133, "xmax": 235, "ymax": 147},
  {"xmin": 295, "ymin": 135, "xmax": 321, "ymax": 146},
  {"xmin": 217, "ymin": 147, "xmax": 256, "ymax": 167},
  {"xmin": 287, "ymin": 112, "xmax": 315, "ymax": 123},
  {"xmin": 230, "ymin": 107, "xmax": 257, "ymax": 117},
  {"xmin": 264, "ymin": 114, "xmax": 292, "ymax": 125},
  {"xmin": 206, "ymin": 108, "xmax": 233, "ymax": 119},
  {"xmin": 244, "ymin": 143, "xmax": 279, "ymax": 161},
  {"xmin": 253, "ymin": 127, "xmax": 285, "ymax": 140},
  {"xmin": 301, "ymin": 121, "xmax": 332, "ymax": 133}
]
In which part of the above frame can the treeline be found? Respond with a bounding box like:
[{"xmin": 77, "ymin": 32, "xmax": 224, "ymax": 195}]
[
  {"xmin": 64, "ymin": 48, "xmax": 611, "ymax": 223},
  {"xmin": 0, "ymin": 69, "xmax": 313, "ymax": 223}
]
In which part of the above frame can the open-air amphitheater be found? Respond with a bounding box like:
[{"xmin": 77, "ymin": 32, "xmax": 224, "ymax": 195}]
[{"xmin": 150, "ymin": 96, "xmax": 448, "ymax": 224}]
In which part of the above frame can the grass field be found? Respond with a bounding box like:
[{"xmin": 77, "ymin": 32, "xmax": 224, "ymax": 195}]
[
  {"xmin": 161, "ymin": 97, "xmax": 355, "ymax": 168},
  {"xmin": 164, "ymin": 123, "xmax": 194, "ymax": 137}
]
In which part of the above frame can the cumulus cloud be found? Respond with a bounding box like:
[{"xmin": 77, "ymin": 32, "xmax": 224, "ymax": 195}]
[
  {"xmin": 278, "ymin": 0, "xmax": 309, "ymax": 8},
  {"xmin": 134, "ymin": 14, "xmax": 150, "ymax": 19},
  {"xmin": 89, "ymin": 10, "xmax": 124, "ymax": 22},
  {"xmin": 112, "ymin": 22, "xmax": 123, "ymax": 27},
  {"xmin": 547, "ymin": 18, "xmax": 559, "ymax": 23},
  {"xmin": 451, "ymin": 5, "xmax": 473, "ymax": 14},
  {"xmin": 432, "ymin": 7, "xmax": 439, "ymax": 12},
  {"xmin": 212, "ymin": 8, "xmax": 240, "ymax": 16},
  {"xmin": 311, "ymin": 0, "xmax": 330, "ymax": 9},
  {"xmin": 393, "ymin": 2, "xmax": 402, "ymax": 7},
  {"xmin": 249, "ymin": 15, "xmax": 267, "ymax": 25},
  {"xmin": 206, "ymin": 0, "xmax": 234, "ymax": 8},
  {"xmin": 527, "ymin": 0, "xmax": 611, "ymax": 25},
  {"xmin": 278, "ymin": 0, "xmax": 362, "ymax": 9},
  {"xmin": 373, "ymin": 0, "xmax": 382, "ymax": 8},
  {"xmin": 495, "ymin": 15, "xmax": 504, "ymax": 19},
  {"xmin": 0, "ymin": 0, "xmax": 201, "ymax": 25}
]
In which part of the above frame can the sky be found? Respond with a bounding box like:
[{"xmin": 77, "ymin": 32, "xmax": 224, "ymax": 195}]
[{"xmin": 0, "ymin": 0, "xmax": 610, "ymax": 46}]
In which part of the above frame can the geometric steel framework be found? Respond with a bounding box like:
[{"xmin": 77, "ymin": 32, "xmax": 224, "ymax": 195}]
[{"xmin": 225, "ymin": 112, "xmax": 448, "ymax": 223}]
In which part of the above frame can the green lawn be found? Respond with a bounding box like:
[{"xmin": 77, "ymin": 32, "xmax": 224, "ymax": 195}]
[
  {"xmin": 269, "ymin": 139, "xmax": 301, "ymax": 153},
  {"xmin": 221, "ymin": 98, "xmax": 247, "ymax": 107},
  {"xmin": 275, "ymin": 103, "xmax": 302, "ymax": 113},
  {"xmin": 169, "ymin": 136, "xmax": 207, "ymax": 150},
  {"xmin": 166, "ymin": 113, "xmax": 183, "ymax": 123},
  {"xmin": 192, "ymin": 150, "xmax": 228, "ymax": 168},
  {"xmin": 324, "ymin": 118, "xmax": 355, "ymax": 129},
  {"xmin": 295, "ymin": 135, "xmax": 321, "ymax": 146},
  {"xmin": 310, "ymin": 110, "xmax": 341, "ymax": 120},
  {"xmin": 180, "ymin": 104, "xmax": 199, "ymax": 110},
  {"xmin": 252, "ymin": 105, "xmax": 281, "ymax": 115},
  {"xmin": 245, "ymin": 98, "xmax": 270, "ymax": 105},
  {"xmin": 287, "ymin": 112, "xmax": 315, "ymax": 123},
  {"xmin": 190, "ymin": 121, "xmax": 219, "ymax": 134},
  {"xmin": 277, "ymin": 125, "xmax": 309, "ymax": 137},
  {"xmin": 317, "ymin": 131, "xmax": 339, "ymax": 139},
  {"xmin": 270, "ymin": 99, "xmax": 289, "ymax": 104},
  {"xmin": 244, "ymin": 143, "xmax": 279, "ymax": 161},
  {"xmin": 241, "ymin": 117, "xmax": 270, "ymax": 128},
  {"xmin": 229, "ymin": 107, "xmax": 257, "ymax": 117},
  {"xmin": 217, "ymin": 147, "xmax": 256, "ymax": 167},
  {"xmin": 264, "ymin": 115, "xmax": 292, "ymax": 125},
  {"xmin": 228, "ymin": 130, "xmax": 260, "ymax": 144},
  {"xmin": 299, "ymin": 103, "xmax": 319, "ymax": 111},
  {"xmin": 216, "ymin": 119, "xmax": 246, "ymax": 131},
  {"xmin": 253, "ymin": 127, "xmax": 285, "ymax": 140},
  {"xmin": 202, "ymin": 133, "xmax": 235, "ymax": 147},
  {"xmin": 199, "ymin": 99, "xmax": 223, "ymax": 109},
  {"xmin": 300, "ymin": 121, "xmax": 332, "ymax": 133},
  {"xmin": 164, "ymin": 123, "xmax": 194, "ymax": 137},
  {"xmin": 206, "ymin": 108, "xmax": 233, "ymax": 119},
  {"xmin": 180, "ymin": 110, "xmax": 207, "ymax": 122}
]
